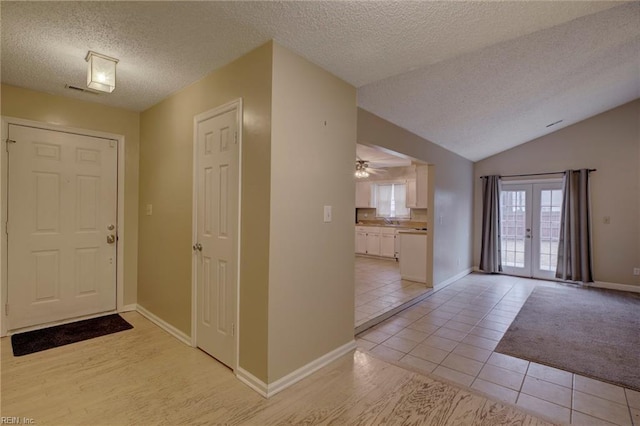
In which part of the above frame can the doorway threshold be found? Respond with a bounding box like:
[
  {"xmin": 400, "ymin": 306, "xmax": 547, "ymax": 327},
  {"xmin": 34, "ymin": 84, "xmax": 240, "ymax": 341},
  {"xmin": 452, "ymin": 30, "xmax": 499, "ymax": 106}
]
[{"xmin": 355, "ymin": 289, "xmax": 435, "ymax": 335}]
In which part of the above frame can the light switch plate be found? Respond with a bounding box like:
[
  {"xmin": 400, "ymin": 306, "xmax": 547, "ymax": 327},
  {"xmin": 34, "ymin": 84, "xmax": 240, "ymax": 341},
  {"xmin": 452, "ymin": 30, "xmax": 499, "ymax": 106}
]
[{"xmin": 323, "ymin": 205, "xmax": 332, "ymax": 223}]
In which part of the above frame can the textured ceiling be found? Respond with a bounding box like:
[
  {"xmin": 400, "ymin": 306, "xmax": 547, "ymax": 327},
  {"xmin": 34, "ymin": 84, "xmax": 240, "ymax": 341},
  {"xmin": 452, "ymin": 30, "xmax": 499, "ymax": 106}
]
[
  {"xmin": 2, "ymin": 1, "xmax": 637, "ymax": 161},
  {"xmin": 358, "ymin": 2, "xmax": 640, "ymax": 161}
]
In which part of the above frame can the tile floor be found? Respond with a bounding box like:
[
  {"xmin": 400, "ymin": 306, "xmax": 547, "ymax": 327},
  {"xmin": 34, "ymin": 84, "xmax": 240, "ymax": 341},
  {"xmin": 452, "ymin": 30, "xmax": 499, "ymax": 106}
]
[
  {"xmin": 355, "ymin": 256, "xmax": 433, "ymax": 327},
  {"xmin": 356, "ymin": 272, "xmax": 639, "ymax": 426}
]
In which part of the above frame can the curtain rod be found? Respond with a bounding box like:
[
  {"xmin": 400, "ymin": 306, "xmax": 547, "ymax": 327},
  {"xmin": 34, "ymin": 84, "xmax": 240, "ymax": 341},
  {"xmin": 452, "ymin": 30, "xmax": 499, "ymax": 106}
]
[{"xmin": 479, "ymin": 169, "xmax": 596, "ymax": 179}]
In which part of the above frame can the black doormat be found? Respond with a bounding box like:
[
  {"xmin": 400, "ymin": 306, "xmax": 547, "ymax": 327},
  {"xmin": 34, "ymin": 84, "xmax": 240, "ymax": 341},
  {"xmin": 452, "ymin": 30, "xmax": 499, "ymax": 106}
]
[{"xmin": 11, "ymin": 313, "xmax": 133, "ymax": 357}]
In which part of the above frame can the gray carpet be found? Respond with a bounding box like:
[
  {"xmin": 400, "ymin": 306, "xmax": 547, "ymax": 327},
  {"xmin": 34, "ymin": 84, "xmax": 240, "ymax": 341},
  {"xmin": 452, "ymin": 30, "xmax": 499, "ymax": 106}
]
[{"xmin": 495, "ymin": 285, "xmax": 640, "ymax": 392}]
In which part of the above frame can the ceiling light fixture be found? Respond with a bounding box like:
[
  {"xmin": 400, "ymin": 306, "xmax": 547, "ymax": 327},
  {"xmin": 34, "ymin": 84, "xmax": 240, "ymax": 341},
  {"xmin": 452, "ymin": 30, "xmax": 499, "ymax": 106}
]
[
  {"xmin": 86, "ymin": 51, "xmax": 118, "ymax": 93},
  {"xmin": 355, "ymin": 160, "xmax": 370, "ymax": 178}
]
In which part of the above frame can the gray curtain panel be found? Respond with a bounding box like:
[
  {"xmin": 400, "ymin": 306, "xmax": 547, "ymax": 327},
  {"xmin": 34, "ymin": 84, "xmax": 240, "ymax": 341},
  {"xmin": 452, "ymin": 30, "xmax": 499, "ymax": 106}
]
[
  {"xmin": 479, "ymin": 175, "xmax": 502, "ymax": 273},
  {"xmin": 556, "ymin": 169, "xmax": 593, "ymax": 282}
]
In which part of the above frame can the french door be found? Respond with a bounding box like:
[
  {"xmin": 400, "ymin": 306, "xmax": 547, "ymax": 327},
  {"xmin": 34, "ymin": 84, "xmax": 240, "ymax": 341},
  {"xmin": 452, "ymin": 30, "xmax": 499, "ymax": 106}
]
[{"xmin": 500, "ymin": 182, "xmax": 563, "ymax": 279}]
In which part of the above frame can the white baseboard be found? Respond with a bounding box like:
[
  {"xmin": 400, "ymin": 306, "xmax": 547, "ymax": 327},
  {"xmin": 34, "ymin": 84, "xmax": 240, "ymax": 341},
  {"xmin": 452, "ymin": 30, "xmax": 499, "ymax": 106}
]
[
  {"xmin": 120, "ymin": 304, "xmax": 137, "ymax": 312},
  {"xmin": 470, "ymin": 267, "xmax": 640, "ymax": 294},
  {"xmin": 135, "ymin": 304, "xmax": 192, "ymax": 346},
  {"xmin": 237, "ymin": 340, "xmax": 357, "ymax": 398},
  {"xmin": 236, "ymin": 367, "xmax": 269, "ymax": 397},
  {"xmin": 434, "ymin": 268, "xmax": 473, "ymax": 291},
  {"xmin": 592, "ymin": 281, "xmax": 640, "ymax": 293}
]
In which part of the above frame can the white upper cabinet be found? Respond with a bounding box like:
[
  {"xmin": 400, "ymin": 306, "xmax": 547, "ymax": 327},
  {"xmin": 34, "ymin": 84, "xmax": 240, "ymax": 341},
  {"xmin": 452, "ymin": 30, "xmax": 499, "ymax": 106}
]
[
  {"xmin": 355, "ymin": 181, "xmax": 373, "ymax": 208},
  {"xmin": 406, "ymin": 165, "xmax": 428, "ymax": 209}
]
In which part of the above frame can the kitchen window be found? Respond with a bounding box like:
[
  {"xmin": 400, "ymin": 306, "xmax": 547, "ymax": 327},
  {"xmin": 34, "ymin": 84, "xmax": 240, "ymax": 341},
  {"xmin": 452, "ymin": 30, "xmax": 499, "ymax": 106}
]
[{"xmin": 374, "ymin": 183, "xmax": 410, "ymax": 218}]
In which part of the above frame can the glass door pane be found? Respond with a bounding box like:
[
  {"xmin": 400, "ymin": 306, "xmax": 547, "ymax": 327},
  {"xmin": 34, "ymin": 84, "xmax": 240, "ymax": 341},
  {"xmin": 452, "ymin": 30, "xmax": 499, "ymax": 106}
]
[
  {"xmin": 532, "ymin": 183, "xmax": 563, "ymax": 279},
  {"xmin": 500, "ymin": 184, "xmax": 532, "ymax": 277}
]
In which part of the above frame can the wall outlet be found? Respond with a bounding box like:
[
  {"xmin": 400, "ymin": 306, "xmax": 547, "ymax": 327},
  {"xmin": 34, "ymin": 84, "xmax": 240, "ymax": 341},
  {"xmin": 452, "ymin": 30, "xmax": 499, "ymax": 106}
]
[
  {"xmin": 145, "ymin": 204, "xmax": 153, "ymax": 216},
  {"xmin": 633, "ymin": 268, "xmax": 640, "ymax": 276}
]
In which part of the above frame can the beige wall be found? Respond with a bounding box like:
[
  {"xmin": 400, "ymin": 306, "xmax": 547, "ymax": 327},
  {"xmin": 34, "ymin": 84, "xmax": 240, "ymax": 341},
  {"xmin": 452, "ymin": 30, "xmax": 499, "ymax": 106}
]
[
  {"xmin": 357, "ymin": 109, "xmax": 475, "ymax": 286},
  {"xmin": 473, "ymin": 100, "xmax": 640, "ymax": 287},
  {"xmin": 138, "ymin": 43, "xmax": 273, "ymax": 380},
  {"xmin": 0, "ymin": 84, "xmax": 140, "ymax": 305},
  {"xmin": 268, "ymin": 43, "xmax": 356, "ymax": 382}
]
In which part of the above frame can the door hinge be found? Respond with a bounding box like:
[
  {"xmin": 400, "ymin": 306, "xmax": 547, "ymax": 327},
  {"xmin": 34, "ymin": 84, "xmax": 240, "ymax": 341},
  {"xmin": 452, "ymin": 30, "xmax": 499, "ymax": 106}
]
[
  {"xmin": 5, "ymin": 139, "xmax": 16, "ymax": 152},
  {"xmin": 234, "ymin": 132, "xmax": 238, "ymax": 144},
  {"xmin": 232, "ymin": 323, "xmax": 235, "ymax": 337},
  {"xmin": 5, "ymin": 304, "xmax": 8, "ymax": 316}
]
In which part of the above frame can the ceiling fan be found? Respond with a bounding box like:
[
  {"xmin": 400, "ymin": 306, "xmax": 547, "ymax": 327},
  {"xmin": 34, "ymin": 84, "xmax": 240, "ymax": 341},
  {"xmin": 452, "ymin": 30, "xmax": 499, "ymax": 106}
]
[{"xmin": 354, "ymin": 158, "xmax": 385, "ymax": 178}]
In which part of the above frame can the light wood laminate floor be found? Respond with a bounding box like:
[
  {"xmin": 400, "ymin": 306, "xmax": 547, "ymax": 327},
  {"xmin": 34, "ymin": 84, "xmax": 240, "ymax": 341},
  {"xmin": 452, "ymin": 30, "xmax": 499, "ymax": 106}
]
[{"xmin": 1, "ymin": 311, "xmax": 552, "ymax": 425}]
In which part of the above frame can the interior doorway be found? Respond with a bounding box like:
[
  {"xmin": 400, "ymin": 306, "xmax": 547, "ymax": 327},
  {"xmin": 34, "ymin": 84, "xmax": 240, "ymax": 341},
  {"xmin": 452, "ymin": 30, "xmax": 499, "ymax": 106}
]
[{"xmin": 499, "ymin": 181, "xmax": 563, "ymax": 280}]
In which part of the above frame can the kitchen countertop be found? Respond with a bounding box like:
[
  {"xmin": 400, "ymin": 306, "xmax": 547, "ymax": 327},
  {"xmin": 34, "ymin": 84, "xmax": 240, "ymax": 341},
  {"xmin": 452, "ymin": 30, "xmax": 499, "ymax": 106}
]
[
  {"xmin": 397, "ymin": 230, "xmax": 428, "ymax": 235},
  {"xmin": 356, "ymin": 222, "xmax": 427, "ymax": 230}
]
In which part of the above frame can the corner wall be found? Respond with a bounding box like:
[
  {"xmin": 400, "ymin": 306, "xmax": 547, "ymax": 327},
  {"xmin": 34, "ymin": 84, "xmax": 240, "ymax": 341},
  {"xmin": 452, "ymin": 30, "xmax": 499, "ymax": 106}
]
[
  {"xmin": 0, "ymin": 84, "xmax": 140, "ymax": 305},
  {"xmin": 138, "ymin": 42, "xmax": 273, "ymax": 381},
  {"xmin": 473, "ymin": 100, "xmax": 640, "ymax": 287},
  {"xmin": 268, "ymin": 43, "xmax": 356, "ymax": 382},
  {"xmin": 357, "ymin": 109, "xmax": 474, "ymax": 286}
]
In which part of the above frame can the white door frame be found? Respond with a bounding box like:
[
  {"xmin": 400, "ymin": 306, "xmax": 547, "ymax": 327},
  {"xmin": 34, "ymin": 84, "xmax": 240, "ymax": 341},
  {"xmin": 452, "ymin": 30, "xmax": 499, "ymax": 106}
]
[
  {"xmin": 0, "ymin": 117, "xmax": 127, "ymax": 336},
  {"xmin": 190, "ymin": 99, "xmax": 242, "ymax": 371}
]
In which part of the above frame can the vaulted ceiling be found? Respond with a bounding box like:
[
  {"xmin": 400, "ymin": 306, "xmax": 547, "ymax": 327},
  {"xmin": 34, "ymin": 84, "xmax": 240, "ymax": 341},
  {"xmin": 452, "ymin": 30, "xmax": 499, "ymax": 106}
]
[{"xmin": 2, "ymin": 1, "xmax": 638, "ymax": 161}]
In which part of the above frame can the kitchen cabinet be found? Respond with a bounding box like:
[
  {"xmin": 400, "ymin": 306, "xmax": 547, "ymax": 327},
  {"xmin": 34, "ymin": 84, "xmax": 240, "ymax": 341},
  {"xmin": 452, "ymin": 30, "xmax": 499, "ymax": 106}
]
[
  {"xmin": 365, "ymin": 231, "xmax": 380, "ymax": 255},
  {"xmin": 405, "ymin": 165, "xmax": 428, "ymax": 209},
  {"xmin": 355, "ymin": 181, "xmax": 373, "ymax": 208},
  {"xmin": 355, "ymin": 227, "xmax": 367, "ymax": 254},
  {"xmin": 355, "ymin": 226, "xmax": 402, "ymax": 259},
  {"xmin": 380, "ymin": 228, "xmax": 396, "ymax": 258}
]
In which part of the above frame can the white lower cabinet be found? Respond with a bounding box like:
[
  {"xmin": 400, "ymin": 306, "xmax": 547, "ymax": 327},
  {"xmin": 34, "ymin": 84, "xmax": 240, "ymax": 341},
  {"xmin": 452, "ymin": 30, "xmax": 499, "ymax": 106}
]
[
  {"xmin": 355, "ymin": 228, "xmax": 367, "ymax": 254},
  {"xmin": 365, "ymin": 232, "xmax": 380, "ymax": 255},
  {"xmin": 380, "ymin": 228, "xmax": 396, "ymax": 258},
  {"xmin": 355, "ymin": 226, "xmax": 399, "ymax": 259}
]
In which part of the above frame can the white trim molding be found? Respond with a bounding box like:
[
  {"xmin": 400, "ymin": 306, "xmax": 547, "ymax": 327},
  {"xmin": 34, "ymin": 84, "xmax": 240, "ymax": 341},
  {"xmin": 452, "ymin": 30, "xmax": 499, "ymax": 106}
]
[
  {"xmin": 136, "ymin": 304, "xmax": 191, "ymax": 346},
  {"xmin": 591, "ymin": 281, "xmax": 640, "ymax": 294},
  {"xmin": 120, "ymin": 304, "xmax": 138, "ymax": 312},
  {"xmin": 434, "ymin": 268, "xmax": 473, "ymax": 291},
  {"xmin": 237, "ymin": 340, "xmax": 357, "ymax": 398}
]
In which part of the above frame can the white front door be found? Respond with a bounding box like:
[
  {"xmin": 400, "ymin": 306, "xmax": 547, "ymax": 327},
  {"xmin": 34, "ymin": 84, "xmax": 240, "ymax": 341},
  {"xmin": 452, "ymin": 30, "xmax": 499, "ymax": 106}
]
[
  {"xmin": 194, "ymin": 103, "xmax": 239, "ymax": 369},
  {"xmin": 7, "ymin": 124, "xmax": 118, "ymax": 330},
  {"xmin": 500, "ymin": 182, "xmax": 563, "ymax": 279}
]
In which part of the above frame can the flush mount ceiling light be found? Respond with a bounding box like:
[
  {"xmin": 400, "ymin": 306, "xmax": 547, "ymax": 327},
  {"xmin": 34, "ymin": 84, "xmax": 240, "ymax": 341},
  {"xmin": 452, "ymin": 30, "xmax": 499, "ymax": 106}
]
[
  {"xmin": 355, "ymin": 160, "xmax": 370, "ymax": 178},
  {"xmin": 85, "ymin": 51, "xmax": 118, "ymax": 93}
]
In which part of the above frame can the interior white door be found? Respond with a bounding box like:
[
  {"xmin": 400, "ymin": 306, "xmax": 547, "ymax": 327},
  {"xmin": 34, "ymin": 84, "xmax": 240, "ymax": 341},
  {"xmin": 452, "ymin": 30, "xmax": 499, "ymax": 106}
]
[
  {"xmin": 7, "ymin": 124, "xmax": 117, "ymax": 330},
  {"xmin": 194, "ymin": 105, "xmax": 239, "ymax": 369},
  {"xmin": 500, "ymin": 182, "xmax": 563, "ymax": 279}
]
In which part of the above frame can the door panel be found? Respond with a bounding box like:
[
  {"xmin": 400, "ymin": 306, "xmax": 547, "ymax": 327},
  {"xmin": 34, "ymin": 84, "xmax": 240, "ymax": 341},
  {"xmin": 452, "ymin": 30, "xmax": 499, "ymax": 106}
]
[
  {"xmin": 195, "ymin": 106, "xmax": 239, "ymax": 369},
  {"xmin": 7, "ymin": 125, "xmax": 117, "ymax": 330},
  {"xmin": 500, "ymin": 184, "xmax": 532, "ymax": 277},
  {"xmin": 532, "ymin": 183, "xmax": 563, "ymax": 279}
]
